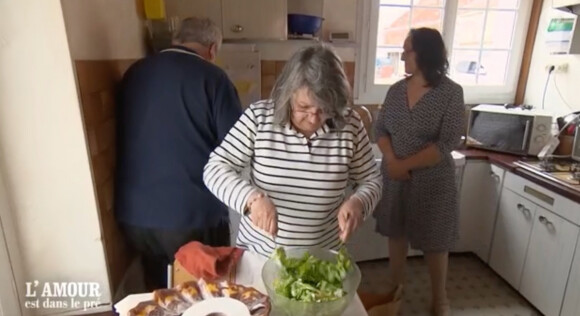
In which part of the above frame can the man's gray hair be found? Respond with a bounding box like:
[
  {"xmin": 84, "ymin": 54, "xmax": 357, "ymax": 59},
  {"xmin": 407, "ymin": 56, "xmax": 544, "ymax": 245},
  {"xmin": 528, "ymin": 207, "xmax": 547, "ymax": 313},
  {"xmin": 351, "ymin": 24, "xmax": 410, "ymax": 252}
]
[
  {"xmin": 271, "ymin": 43, "xmax": 352, "ymax": 129},
  {"xmin": 173, "ymin": 17, "xmax": 222, "ymax": 47}
]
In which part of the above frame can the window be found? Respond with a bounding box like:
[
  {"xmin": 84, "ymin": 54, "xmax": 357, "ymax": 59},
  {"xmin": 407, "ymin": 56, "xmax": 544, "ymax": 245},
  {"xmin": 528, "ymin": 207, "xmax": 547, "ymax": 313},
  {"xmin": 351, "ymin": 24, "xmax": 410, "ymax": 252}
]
[{"xmin": 354, "ymin": 0, "xmax": 533, "ymax": 104}]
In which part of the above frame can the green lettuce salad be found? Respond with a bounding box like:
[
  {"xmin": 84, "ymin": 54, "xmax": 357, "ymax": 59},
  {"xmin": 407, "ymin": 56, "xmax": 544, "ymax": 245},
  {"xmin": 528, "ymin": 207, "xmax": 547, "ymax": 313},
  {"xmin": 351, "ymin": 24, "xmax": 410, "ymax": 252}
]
[{"xmin": 272, "ymin": 247, "xmax": 353, "ymax": 303}]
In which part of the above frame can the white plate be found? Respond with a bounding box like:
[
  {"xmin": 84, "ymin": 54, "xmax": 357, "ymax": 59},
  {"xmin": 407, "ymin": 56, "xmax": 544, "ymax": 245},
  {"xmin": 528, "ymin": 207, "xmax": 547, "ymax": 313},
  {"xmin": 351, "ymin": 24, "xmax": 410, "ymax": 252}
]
[{"xmin": 182, "ymin": 297, "xmax": 252, "ymax": 316}]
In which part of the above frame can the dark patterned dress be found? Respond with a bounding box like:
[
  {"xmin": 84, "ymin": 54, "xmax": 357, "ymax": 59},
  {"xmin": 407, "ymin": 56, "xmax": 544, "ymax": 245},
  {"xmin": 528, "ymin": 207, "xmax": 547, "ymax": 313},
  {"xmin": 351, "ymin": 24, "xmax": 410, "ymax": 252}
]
[{"xmin": 373, "ymin": 76, "xmax": 465, "ymax": 252}]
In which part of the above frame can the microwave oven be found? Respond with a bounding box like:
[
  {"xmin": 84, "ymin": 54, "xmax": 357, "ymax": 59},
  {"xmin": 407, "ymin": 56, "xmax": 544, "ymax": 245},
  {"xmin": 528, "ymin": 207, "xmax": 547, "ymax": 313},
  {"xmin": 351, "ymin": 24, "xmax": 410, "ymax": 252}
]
[{"xmin": 466, "ymin": 104, "xmax": 553, "ymax": 156}]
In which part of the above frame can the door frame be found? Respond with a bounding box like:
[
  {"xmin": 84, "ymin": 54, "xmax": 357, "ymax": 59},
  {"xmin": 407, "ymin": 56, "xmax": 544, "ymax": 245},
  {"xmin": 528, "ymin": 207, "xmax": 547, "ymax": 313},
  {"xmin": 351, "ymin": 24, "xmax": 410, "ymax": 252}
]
[{"xmin": 0, "ymin": 168, "xmax": 25, "ymax": 316}]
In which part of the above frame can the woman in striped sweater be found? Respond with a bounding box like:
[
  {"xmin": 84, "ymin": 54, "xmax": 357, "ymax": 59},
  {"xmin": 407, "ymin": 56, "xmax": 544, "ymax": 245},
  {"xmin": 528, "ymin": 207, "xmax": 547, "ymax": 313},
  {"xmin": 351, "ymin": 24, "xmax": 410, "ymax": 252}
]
[{"xmin": 203, "ymin": 44, "xmax": 382, "ymax": 257}]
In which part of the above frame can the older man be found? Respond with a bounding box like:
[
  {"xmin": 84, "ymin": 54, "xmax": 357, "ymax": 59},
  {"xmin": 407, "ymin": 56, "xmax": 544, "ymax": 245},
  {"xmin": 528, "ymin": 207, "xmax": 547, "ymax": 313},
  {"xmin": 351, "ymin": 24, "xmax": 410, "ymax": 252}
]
[{"xmin": 115, "ymin": 17, "xmax": 242, "ymax": 290}]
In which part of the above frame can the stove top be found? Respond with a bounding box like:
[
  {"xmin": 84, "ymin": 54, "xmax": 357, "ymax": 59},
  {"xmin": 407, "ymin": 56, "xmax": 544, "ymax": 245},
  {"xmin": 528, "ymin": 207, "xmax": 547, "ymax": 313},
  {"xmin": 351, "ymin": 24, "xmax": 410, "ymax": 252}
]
[{"xmin": 515, "ymin": 159, "xmax": 580, "ymax": 190}]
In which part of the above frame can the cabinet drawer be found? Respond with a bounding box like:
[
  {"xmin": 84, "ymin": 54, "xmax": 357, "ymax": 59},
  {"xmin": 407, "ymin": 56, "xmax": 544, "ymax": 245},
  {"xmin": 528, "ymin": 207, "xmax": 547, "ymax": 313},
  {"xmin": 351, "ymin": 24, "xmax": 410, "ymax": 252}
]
[
  {"xmin": 503, "ymin": 172, "xmax": 580, "ymax": 226},
  {"xmin": 504, "ymin": 172, "xmax": 556, "ymax": 208}
]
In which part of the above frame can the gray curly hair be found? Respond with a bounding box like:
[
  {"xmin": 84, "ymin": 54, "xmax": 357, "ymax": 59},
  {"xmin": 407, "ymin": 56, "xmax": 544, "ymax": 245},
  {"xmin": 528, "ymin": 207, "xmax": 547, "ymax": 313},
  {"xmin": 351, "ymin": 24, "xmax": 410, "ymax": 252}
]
[
  {"xmin": 173, "ymin": 17, "xmax": 222, "ymax": 48},
  {"xmin": 271, "ymin": 43, "xmax": 352, "ymax": 129}
]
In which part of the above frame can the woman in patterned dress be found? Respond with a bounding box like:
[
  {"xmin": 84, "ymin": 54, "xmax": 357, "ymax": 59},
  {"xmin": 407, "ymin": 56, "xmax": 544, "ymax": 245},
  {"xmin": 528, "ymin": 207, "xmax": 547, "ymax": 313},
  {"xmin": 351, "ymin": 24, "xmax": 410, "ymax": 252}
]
[{"xmin": 373, "ymin": 28, "xmax": 465, "ymax": 315}]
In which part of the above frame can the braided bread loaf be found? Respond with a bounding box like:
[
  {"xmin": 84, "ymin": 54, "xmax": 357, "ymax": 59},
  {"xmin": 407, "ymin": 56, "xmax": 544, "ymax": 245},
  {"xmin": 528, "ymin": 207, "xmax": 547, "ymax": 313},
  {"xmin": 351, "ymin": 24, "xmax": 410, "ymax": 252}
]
[{"xmin": 128, "ymin": 279, "xmax": 271, "ymax": 316}]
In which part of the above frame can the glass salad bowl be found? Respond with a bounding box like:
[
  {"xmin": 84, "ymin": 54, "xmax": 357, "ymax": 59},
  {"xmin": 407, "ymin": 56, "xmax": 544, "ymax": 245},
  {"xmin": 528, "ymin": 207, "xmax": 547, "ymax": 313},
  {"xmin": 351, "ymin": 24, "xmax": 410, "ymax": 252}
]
[{"xmin": 261, "ymin": 247, "xmax": 361, "ymax": 316}]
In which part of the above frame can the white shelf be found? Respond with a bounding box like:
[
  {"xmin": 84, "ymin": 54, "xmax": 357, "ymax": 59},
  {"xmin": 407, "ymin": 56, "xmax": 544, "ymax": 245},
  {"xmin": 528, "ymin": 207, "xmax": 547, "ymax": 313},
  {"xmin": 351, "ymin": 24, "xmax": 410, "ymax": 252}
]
[{"xmin": 224, "ymin": 38, "xmax": 356, "ymax": 47}]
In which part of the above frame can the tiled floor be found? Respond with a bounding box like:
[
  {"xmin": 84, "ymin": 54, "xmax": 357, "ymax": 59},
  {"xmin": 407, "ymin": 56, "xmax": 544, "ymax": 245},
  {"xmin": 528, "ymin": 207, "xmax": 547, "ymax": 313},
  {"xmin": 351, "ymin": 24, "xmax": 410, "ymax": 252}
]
[{"xmin": 358, "ymin": 254, "xmax": 542, "ymax": 316}]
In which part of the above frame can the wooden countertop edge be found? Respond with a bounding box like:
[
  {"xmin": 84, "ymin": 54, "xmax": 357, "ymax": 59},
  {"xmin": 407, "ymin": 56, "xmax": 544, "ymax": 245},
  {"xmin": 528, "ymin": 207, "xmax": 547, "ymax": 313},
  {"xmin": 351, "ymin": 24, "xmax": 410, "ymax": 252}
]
[{"xmin": 456, "ymin": 148, "xmax": 580, "ymax": 204}]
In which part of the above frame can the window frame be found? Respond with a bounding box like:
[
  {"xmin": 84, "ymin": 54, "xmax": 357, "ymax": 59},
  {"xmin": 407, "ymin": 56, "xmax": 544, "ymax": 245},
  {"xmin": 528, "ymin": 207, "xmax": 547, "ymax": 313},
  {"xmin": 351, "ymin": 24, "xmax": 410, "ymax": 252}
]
[{"xmin": 353, "ymin": 0, "xmax": 534, "ymax": 105}]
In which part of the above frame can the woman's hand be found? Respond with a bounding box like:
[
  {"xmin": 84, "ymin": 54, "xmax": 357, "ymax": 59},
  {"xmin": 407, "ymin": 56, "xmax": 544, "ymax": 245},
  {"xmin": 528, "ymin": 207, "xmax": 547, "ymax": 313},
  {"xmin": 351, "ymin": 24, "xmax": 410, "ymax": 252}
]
[
  {"xmin": 385, "ymin": 159, "xmax": 411, "ymax": 181},
  {"xmin": 247, "ymin": 192, "xmax": 278, "ymax": 237},
  {"xmin": 338, "ymin": 196, "xmax": 364, "ymax": 243}
]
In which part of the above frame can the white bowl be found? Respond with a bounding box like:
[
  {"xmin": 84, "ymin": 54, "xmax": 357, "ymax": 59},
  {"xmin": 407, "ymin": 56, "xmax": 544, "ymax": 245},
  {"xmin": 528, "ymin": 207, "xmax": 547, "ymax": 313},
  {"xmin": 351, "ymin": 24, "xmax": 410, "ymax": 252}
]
[{"xmin": 182, "ymin": 297, "xmax": 251, "ymax": 316}]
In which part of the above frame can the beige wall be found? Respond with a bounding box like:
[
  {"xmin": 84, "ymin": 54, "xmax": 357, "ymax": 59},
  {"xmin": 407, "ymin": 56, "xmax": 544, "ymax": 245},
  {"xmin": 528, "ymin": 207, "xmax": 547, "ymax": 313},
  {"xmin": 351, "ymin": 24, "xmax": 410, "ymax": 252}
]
[
  {"xmin": 61, "ymin": 0, "xmax": 358, "ymax": 62},
  {"xmin": 61, "ymin": 0, "xmax": 147, "ymax": 60},
  {"xmin": 524, "ymin": 1, "xmax": 580, "ymax": 117},
  {"xmin": 0, "ymin": 0, "xmax": 110, "ymax": 313}
]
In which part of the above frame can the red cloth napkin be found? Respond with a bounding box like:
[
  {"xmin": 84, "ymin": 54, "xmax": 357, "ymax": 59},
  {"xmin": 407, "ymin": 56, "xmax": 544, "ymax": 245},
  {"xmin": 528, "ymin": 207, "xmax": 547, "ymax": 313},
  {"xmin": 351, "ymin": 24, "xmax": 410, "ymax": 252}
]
[{"xmin": 174, "ymin": 241, "xmax": 244, "ymax": 281}]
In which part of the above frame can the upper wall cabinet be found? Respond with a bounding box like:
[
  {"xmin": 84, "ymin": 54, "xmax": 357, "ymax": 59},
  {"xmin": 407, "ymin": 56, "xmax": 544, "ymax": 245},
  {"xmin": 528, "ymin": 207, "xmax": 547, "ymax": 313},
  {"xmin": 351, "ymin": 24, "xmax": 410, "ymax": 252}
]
[
  {"xmin": 165, "ymin": 0, "xmax": 286, "ymax": 41},
  {"xmin": 553, "ymin": 0, "xmax": 580, "ymax": 14},
  {"xmin": 553, "ymin": 0, "xmax": 580, "ymax": 8},
  {"xmin": 164, "ymin": 0, "xmax": 222, "ymax": 28},
  {"xmin": 221, "ymin": 0, "xmax": 287, "ymax": 40}
]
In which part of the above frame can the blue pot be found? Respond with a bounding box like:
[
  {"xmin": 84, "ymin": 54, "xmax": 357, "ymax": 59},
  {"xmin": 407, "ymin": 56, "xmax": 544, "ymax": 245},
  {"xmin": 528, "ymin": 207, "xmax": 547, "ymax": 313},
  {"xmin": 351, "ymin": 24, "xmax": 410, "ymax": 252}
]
[{"xmin": 288, "ymin": 14, "xmax": 324, "ymax": 36}]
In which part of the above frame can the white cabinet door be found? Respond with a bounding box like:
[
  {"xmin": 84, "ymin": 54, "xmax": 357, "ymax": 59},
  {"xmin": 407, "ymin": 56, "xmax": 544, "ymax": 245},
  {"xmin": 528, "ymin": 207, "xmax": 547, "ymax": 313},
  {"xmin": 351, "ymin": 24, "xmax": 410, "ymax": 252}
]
[
  {"xmin": 216, "ymin": 49, "xmax": 261, "ymax": 109},
  {"xmin": 520, "ymin": 207, "xmax": 579, "ymax": 316},
  {"xmin": 164, "ymin": 0, "xmax": 222, "ymax": 27},
  {"xmin": 552, "ymin": 0, "xmax": 580, "ymax": 8},
  {"xmin": 346, "ymin": 215, "xmax": 389, "ymax": 262},
  {"xmin": 456, "ymin": 161, "xmax": 503, "ymax": 261},
  {"xmin": 346, "ymin": 214, "xmax": 422, "ymax": 262},
  {"xmin": 473, "ymin": 163, "xmax": 504, "ymax": 261},
  {"xmin": 489, "ymin": 188, "xmax": 536, "ymax": 289},
  {"xmin": 456, "ymin": 161, "xmax": 484, "ymax": 252},
  {"xmin": 221, "ymin": 0, "xmax": 286, "ymax": 40},
  {"xmin": 562, "ymin": 230, "xmax": 580, "ymax": 316}
]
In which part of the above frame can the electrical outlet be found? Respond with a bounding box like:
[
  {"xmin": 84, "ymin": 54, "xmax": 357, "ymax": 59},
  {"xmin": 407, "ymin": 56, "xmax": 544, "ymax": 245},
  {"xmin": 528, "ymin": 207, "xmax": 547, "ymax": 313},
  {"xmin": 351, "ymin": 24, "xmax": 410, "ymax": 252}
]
[
  {"xmin": 545, "ymin": 63, "xmax": 569, "ymax": 73},
  {"xmin": 556, "ymin": 63, "xmax": 569, "ymax": 73}
]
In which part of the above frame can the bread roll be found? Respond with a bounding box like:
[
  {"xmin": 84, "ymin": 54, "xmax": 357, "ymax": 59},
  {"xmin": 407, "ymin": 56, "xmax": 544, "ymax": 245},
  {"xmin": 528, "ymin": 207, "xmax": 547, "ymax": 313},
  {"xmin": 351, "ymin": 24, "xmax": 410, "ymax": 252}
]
[
  {"xmin": 153, "ymin": 289, "xmax": 191, "ymax": 314},
  {"xmin": 128, "ymin": 300, "xmax": 178, "ymax": 316}
]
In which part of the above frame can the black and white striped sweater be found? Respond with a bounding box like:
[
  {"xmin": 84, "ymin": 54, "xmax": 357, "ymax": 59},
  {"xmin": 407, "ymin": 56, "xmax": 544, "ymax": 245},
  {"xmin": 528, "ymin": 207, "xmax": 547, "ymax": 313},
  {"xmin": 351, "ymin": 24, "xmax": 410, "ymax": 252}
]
[{"xmin": 203, "ymin": 100, "xmax": 382, "ymax": 257}]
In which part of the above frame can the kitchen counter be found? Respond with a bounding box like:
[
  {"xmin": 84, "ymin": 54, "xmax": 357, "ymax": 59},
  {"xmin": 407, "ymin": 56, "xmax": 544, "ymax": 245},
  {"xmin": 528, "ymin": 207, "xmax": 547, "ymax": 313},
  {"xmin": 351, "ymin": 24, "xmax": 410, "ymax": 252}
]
[
  {"xmin": 371, "ymin": 143, "xmax": 580, "ymax": 203},
  {"xmin": 371, "ymin": 144, "xmax": 466, "ymax": 167},
  {"xmin": 456, "ymin": 147, "xmax": 580, "ymax": 203},
  {"xmin": 456, "ymin": 148, "xmax": 521, "ymax": 169}
]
